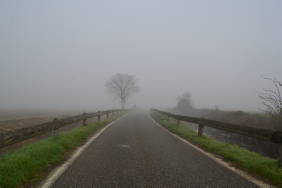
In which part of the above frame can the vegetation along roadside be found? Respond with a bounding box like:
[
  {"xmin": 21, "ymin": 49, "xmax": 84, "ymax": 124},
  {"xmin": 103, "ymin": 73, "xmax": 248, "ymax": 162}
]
[
  {"xmin": 149, "ymin": 111, "xmax": 282, "ymax": 187},
  {"xmin": 0, "ymin": 112, "xmax": 127, "ymax": 188}
]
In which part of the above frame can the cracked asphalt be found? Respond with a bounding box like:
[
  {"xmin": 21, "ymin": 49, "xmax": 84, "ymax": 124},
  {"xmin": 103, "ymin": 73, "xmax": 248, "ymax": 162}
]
[{"xmin": 51, "ymin": 110, "xmax": 258, "ymax": 187}]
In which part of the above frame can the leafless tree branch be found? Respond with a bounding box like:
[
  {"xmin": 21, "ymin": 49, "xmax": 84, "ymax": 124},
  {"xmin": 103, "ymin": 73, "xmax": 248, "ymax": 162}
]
[{"xmin": 257, "ymin": 75, "xmax": 282, "ymax": 129}]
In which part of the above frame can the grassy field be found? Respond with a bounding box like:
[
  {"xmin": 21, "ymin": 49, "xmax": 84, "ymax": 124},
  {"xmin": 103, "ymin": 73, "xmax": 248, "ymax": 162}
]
[
  {"xmin": 150, "ymin": 111, "xmax": 282, "ymax": 187},
  {"xmin": 0, "ymin": 112, "xmax": 126, "ymax": 188}
]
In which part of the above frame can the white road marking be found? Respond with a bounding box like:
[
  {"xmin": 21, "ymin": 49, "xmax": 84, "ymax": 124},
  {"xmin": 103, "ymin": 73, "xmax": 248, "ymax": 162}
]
[
  {"xmin": 40, "ymin": 115, "xmax": 126, "ymax": 188},
  {"xmin": 148, "ymin": 112, "xmax": 274, "ymax": 188}
]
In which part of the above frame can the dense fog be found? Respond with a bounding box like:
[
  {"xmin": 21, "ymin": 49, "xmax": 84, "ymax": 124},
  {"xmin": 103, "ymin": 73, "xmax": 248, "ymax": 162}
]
[{"xmin": 0, "ymin": 0, "xmax": 281, "ymax": 113}]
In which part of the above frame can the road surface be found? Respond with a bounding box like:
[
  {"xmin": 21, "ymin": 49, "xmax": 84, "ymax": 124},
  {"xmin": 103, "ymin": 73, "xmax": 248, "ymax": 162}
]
[{"xmin": 49, "ymin": 110, "xmax": 259, "ymax": 187}]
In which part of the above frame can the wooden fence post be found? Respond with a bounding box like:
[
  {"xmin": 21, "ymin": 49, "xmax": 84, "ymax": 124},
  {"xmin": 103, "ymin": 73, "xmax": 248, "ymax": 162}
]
[
  {"xmin": 106, "ymin": 111, "xmax": 109, "ymax": 119},
  {"xmin": 280, "ymin": 102, "xmax": 282, "ymax": 167},
  {"xmin": 98, "ymin": 111, "xmax": 101, "ymax": 121},
  {"xmin": 83, "ymin": 112, "xmax": 87, "ymax": 126},
  {"xmin": 167, "ymin": 116, "xmax": 170, "ymax": 121},
  {"xmin": 198, "ymin": 124, "xmax": 204, "ymax": 136},
  {"xmin": 279, "ymin": 144, "xmax": 282, "ymax": 167},
  {"xmin": 177, "ymin": 119, "xmax": 180, "ymax": 126},
  {"xmin": 53, "ymin": 118, "xmax": 59, "ymax": 138},
  {"xmin": 112, "ymin": 111, "xmax": 114, "ymax": 116},
  {"xmin": 198, "ymin": 117, "xmax": 205, "ymax": 136}
]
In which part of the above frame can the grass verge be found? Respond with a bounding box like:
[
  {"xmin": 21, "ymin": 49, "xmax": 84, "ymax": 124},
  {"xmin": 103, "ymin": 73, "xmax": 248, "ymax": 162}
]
[
  {"xmin": 0, "ymin": 113, "xmax": 126, "ymax": 188},
  {"xmin": 150, "ymin": 111, "xmax": 282, "ymax": 187}
]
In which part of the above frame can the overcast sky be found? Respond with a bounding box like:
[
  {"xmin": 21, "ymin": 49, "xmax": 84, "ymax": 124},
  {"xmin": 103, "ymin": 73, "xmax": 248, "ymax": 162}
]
[{"xmin": 0, "ymin": 0, "xmax": 281, "ymax": 112}]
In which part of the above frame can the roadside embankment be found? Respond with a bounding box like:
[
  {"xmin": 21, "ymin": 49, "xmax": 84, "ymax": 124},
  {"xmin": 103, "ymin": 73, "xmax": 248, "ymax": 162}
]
[
  {"xmin": 168, "ymin": 107, "xmax": 281, "ymax": 159},
  {"xmin": 149, "ymin": 111, "xmax": 282, "ymax": 187},
  {"xmin": 0, "ymin": 112, "xmax": 126, "ymax": 188}
]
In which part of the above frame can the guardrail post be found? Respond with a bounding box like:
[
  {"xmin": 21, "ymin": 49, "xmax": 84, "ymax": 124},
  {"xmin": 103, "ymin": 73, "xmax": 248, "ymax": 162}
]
[
  {"xmin": 53, "ymin": 118, "xmax": 59, "ymax": 138},
  {"xmin": 280, "ymin": 103, "xmax": 282, "ymax": 167},
  {"xmin": 106, "ymin": 110, "xmax": 109, "ymax": 119},
  {"xmin": 83, "ymin": 112, "xmax": 87, "ymax": 126},
  {"xmin": 198, "ymin": 124, "xmax": 204, "ymax": 136},
  {"xmin": 279, "ymin": 144, "xmax": 282, "ymax": 167},
  {"xmin": 98, "ymin": 111, "xmax": 101, "ymax": 121},
  {"xmin": 177, "ymin": 119, "xmax": 180, "ymax": 126}
]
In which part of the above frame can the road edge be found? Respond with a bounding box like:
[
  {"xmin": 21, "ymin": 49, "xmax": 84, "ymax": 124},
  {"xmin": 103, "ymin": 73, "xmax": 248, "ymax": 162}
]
[
  {"xmin": 40, "ymin": 114, "xmax": 126, "ymax": 188},
  {"xmin": 148, "ymin": 112, "xmax": 274, "ymax": 188}
]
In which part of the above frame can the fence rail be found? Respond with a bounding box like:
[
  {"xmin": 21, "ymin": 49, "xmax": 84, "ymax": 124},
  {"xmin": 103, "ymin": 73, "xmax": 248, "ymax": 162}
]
[
  {"xmin": 151, "ymin": 108, "xmax": 282, "ymax": 165},
  {"xmin": 0, "ymin": 109, "xmax": 130, "ymax": 149}
]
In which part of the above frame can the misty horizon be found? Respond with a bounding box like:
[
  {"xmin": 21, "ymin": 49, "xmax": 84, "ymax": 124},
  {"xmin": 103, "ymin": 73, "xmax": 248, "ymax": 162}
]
[{"xmin": 0, "ymin": 1, "xmax": 281, "ymax": 113}]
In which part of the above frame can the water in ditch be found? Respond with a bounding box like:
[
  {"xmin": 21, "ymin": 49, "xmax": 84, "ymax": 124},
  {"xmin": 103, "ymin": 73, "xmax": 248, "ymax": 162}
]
[{"xmin": 185, "ymin": 122, "xmax": 279, "ymax": 159}]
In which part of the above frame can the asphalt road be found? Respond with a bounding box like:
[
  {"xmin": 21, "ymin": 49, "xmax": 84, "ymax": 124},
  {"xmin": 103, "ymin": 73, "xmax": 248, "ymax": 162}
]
[{"xmin": 51, "ymin": 110, "xmax": 258, "ymax": 187}]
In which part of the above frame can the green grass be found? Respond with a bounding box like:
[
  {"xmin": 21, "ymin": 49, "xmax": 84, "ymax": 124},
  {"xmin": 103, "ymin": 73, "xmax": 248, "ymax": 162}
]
[
  {"xmin": 0, "ymin": 113, "xmax": 126, "ymax": 188},
  {"xmin": 150, "ymin": 111, "xmax": 282, "ymax": 187}
]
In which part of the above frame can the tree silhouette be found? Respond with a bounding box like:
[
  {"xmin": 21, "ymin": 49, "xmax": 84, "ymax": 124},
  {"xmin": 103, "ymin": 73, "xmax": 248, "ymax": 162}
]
[{"xmin": 105, "ymin": 73, "xmax": 140, "ymax": 109}]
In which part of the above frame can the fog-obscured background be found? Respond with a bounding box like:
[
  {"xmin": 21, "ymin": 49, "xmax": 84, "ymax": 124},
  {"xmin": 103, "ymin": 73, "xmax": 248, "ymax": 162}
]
[{"xmin": 0, "ymin": 0, "xmax": 281, "ymax": 113}]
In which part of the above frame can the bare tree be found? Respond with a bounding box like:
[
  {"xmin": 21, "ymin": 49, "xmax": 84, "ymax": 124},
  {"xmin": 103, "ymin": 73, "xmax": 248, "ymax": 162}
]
[
  {"xmin": 257, "ymin": 76, "xmax": 282, "ymax": 130},
  {"xmin": 105, "ymin": 73, "xmax": 140, "ymax": 109}
]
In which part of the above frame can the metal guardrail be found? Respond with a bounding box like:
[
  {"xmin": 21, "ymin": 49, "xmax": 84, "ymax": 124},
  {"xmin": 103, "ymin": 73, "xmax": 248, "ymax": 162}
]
[
  {"xmin": 151, "ymin": 108, "xmax": 282, "ymax": 165},
  {"xmin": 0, "ymin": 109, "xmax": 130, "ymax": 149}
]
